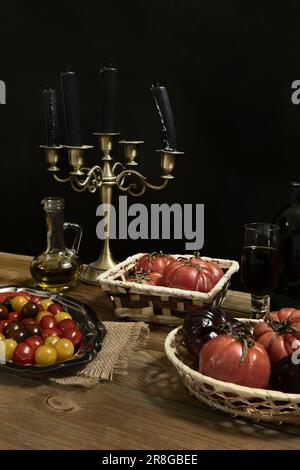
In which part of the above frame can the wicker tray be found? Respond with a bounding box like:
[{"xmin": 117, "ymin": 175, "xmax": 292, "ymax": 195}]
[
  {"xmin": 99, "ymin": 253, "xmax": 239, "ymax": 325},
  {"xmin": 165, "ymin": 324, "xmax": 300, "ymax": 424}
]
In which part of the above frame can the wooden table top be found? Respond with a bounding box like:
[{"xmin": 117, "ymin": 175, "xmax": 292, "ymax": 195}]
[{"xmin": 0, "ymin": 251, "xmax": 299, "ymax": 450}]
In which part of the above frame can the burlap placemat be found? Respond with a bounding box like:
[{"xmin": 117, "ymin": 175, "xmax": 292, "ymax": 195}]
[{"xmin": 48, "ymin": 321, "xmax": 150, "ymax": 387}]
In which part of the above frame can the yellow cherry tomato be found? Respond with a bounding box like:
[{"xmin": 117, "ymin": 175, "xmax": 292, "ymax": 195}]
[
  {"xmin": 35, "ymin": 345, "xmax": 57, "ymax": 366},
  {"xmin": 10, "ymin": 296, "xmax": 29, "ymax": 313},
  {"xmin": 54, "ymin": 312, "xmax": 72, "ymax": 323},
  {"xmin": 39, "ymin": 299, "xmax": 54, "ymax": 310},
  {"xmin": 4, "ymin": 338, "xmax": 18, "ymax": 360},
  {"xmin": 44, "ymin": 336, "xmax": 60, "ymax": 347},
  {"xmin": 35, "ymin": 311, "xmax": 53, "ymax": 325},
  {"xmin": 54, "ymin": 338, "xmax": 74, "ymax": 362},
  {"xmin": 0, "ymin": 334, "xmax": 5, "ymax": 341}
]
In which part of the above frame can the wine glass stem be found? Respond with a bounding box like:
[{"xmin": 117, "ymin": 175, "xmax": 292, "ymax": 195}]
[{"xmin": 250, "ymin": 294, "xmax": 270, "ymax": 319}]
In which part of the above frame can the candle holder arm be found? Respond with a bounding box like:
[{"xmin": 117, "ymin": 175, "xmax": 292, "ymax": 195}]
[{"xmin": 115, "ymin": 168, "xmax": 169, "ymax": 197}]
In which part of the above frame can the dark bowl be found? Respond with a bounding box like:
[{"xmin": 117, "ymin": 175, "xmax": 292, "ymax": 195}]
[{"xmin": 0, "ymin": 286, "xmax": 106, "ymax": 373}]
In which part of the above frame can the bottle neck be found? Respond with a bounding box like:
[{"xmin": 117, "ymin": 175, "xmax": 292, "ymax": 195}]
[
  {"xmin": 45, "ymin": 209, "xmax": 65, "ymax": 252},
  {"xmin": 290, "ymin": 184, "xmax": 300, "ymax": 205}
]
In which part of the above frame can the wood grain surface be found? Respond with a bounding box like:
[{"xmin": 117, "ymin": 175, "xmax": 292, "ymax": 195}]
[{"xmin": 0, "ymin": 252, "xmax": 299, "ymax": 450}]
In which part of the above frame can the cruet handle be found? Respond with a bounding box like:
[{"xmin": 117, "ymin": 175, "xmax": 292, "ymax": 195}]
[{"xmin": 63, "ymin": 222, "xmax": 82, "ymax": 254}]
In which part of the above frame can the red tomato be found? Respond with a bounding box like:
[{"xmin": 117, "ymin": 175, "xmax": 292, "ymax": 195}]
[
  {"xmin": 41, "ymin": 328, "xmax": 62, "ymax": 340},
  {"xmin": 8, "ymin": 312, "xmax": 21, "ymax": 322},
  {"xmin": 0, "ymin": 319, "xmax": 9, "ymax": 333},
  {"xmin": 254, "ymin": 308, "xmax": 300, "ymax": 361},
  {"xmin": 39, "ymin": 315, "xmax": 56, "ymax": 330},
  {"xmin": 127, "ymin": 271, "xmax": 164, "ymax": 286},
  {"xmin": 199, "ymin": 334, "xmax": 271, "ymax": 389},
  {"xmin": 47, "ymin": 303, "xmax": 62, "ymax": 315},
  {"xmin": 164, "ymin": 261, "xmax": 213, "ymax": 293},
  {"xmin": 20, "ymin": 318, "xmax": 36, "ymax": 327},
  {"xmin": 189, "ymin": 256, "xmax": 223, "ymax": 286},
  {"xmin": 56, "ymin": 319, "xmax": 77, "ymax": 332},
  {"xmin": 13, "ymin": 342, "xmax": 35, "ymax": 364},
  {"xmin": 63, "ymin": 328, "xmax": 83, "ymax": 348},
  {"xmin": 25, "ymin": 336, "xmax": 43, "ymax": 350},
  {"xmin": 30, "ymin": 295, "xmax": 43, "ymax": 304},
  {"xmin": 136, "ymin": 253, "xmax": 175, "ymax": 274}
]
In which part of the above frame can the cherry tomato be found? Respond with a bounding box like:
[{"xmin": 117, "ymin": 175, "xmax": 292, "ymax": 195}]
[
  {"xmin": 30, "ymin": 295, "xmax": 43, "ymax": 304},
  {"xmin": 25, "ymin": 336, "xmax": 43, "ymax": 350},
  {"xmin": 14, "ymin": 292, "xmax": 31, "ymax": 301},
  {"xmin": 10, "ymin": 296, "xmax": 29, "ymax": 313},
  {"xmin": 63, "ymin": 328, "xmax": 82, "ymax": 348},
  {"xmin": 13, "ymin": 342, "xmax": 35, "ymax": 364},
  {"xmin": 47, "ymin": 304, "xmax": 63, "ymax": 315},
  {"xmin": 8, "ymin": 312, "xmax": 21, "ymax": 322},
  {"xmin": 39, "ymin": 299, "xmax": 54, "ymax": 310},
  {"xmin": 35, "ymin": 311, "xmax": 53, "ymax": 325},
  {"xmin": 24, "ymin": 324, "xmax": 41, "ymax": 337},
  {"xmin": 39, "ymin": 315, "xmax": 56, "ymax": 330},
  {"xmin": 54, "ymin": 338, "xmax": 74, "ymax": 361},
  {"xmin": 21, "ymin": 302, "xmax": 40, "ymax": 319},
  {"xmin": 35, "ymin": 345, "xmax": 57, "ymax": 366},
  {"xmin": 4, "ymin": 338, "xmax": 17, "ymax": 360},
  {"xmin": 3, "ymin": 321, "xmax": 21, "ymax": 338},
  {"xmin": 20, "ymin": 318, "xmax": 36, "ymax": 327},
  {"xmin": 0, "ymin": 320, "xmax": 9, "ymax": 334},
  {"xmin": 0, "ymin": 333, "xmax": 5, "ymax": 341},
  {"xmin": 42, "ymin": 328, "xmax": 62, "ymax": 340},
  {"xmin": 0, "ymin": 304, "xmax": 8, "ymax": 320},
  {"xmin": 56, "ymin": 319, "xmax": 77, "ymax": 332},
  {"xmin": 54, "ymin": 312, "xmax": 72, "ymax": 323},
  {"xmin": 44, "ymin": 336, "xmax": 60, "ymax": 348}
]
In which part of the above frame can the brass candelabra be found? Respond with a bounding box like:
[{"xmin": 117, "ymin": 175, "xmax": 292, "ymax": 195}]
[{"xmin": 41, "ymin": 133, "xmax": 183, "ymax": 285}]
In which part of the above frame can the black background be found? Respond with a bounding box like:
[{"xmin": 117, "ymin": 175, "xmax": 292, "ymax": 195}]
[{"xmin": 0, "ymin": 0, "xmax": 299, "ymax": 289}]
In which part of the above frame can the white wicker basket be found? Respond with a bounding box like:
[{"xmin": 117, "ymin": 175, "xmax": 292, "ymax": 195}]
[
  {"xmin": 165, "ymin": 325, "xmax": 300, "ymax": 424},
  {"xmin": 99, "ymin": 253, "xmax": 239, "ymax": 325}
]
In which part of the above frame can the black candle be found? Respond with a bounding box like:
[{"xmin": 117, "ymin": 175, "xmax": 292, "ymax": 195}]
[
  {"xmin": 42, "ymin": 88, "xmax": 60, "ymax": 146},
  {"xmin": 99, "ymin": 65, "xmax": 118, "ymax": 133},
  {"xmin": 60, "ymin": 69, "xmax": 82, "ymax": 146},
  {"xmin": 151, "ymin": 84, "xmax": 177, "ymax": 151}
]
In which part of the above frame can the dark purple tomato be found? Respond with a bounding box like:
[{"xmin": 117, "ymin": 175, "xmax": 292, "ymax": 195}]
[
  {"xmin": 3, "ymin": 321, "xmax": 22, "ymax": 338},
  {"xmin": 24, "ymin": 324, "xmax": 41, "ymax": 337},
  {"xmin": 21, "ymin": 302, "xmax": 40, "ymax": 319},
  {"xmin": 2, "ymin": 296, "xmax": 14, "ymax": 312},
  {"xmin": 10, "ymin": 329, "xmax": 28, "ymax": 343},
  {"xmin": 0, "ymin": 320, "xmax": 9, "ymax": 334},
  {"xmin": 0, "ymin": 304, "xmax": 8, "ymax": 320},
  {"xmin": 13, "ymin": 342, "xmax": 35, "ymax": 364}
]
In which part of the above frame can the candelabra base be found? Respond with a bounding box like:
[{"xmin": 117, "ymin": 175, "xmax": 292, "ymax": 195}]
[{"xmin": 80, "ymin": 255, "xmax": 118, "ymax": 285}]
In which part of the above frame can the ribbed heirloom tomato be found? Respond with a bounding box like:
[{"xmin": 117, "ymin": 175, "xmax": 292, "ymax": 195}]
[
  {"xmin": 254, "ymin": 308, "xmax": 300, "ymax": 361},
  {"xmin": 164, "ymin": 260, "xmax": 213, "ymax": 293},
  {"xmin": 127, "ymin": 271, "xmax": 164, "ymax": 286},
  {"xmin": 199, "ymin": 334, "xmax": 271, "ymax": 389},
  {"xmin": 136, "ymin": 253, "xmax": 175, "ymax": 274}
]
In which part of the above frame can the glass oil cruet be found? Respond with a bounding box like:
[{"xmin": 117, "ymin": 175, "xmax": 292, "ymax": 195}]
[{"xmin": 30, "ymin": 197, "xmax": 83, "ymax": 291}]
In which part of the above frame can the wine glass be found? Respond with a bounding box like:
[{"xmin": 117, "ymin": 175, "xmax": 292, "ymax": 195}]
[{"xmin": 241, "ymin": 223, "xmax": 280, "ymax": 319}]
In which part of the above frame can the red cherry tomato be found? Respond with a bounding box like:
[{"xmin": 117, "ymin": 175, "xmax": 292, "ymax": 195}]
[
  {"xmin": 56, "ymin": 319, "xmax": 77, "ymax": 332},
  {"xmin": 41, "ymin": 328, "xmax": 62, "ymax": 340},
  {"xmin": 8, "ymin": 312, "xmax": 21, "ymax": 322},
  {"xmin": 39, "ymin": 315, "xmax": 56, "ymax": 330},
  {"xmin": 47, "ymin": 303, "xmax": 63, "ymax": 315},
  {"xmin": 63, "ymin": 328, "xmax": 83, "ymax": 348},
  {"xmin": 0, "ymin": 319, "xmax": 9, "ymax": 334},
  {"xmin": 20, "ymin": 318, "xmax": 36, "ymax": 327},
  {"xmin": 25, "ymin": 336, "xmax": 43, "ymax": 350},
  {"xmin": 13, "ymin": 342, "xmax": 35, "ymax": 364},
  {"xmin": 136, "ymin": 253, "xmax": 175, "ymax": 274},
  {"xmin": 29, "ymin": 295, "xmax": 43, "ymax": 304}
]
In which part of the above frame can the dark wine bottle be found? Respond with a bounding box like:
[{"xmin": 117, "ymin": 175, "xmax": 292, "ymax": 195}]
[{"xmin": 272, "ymin": 182, "xmax": 300, "ymax": 308}]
